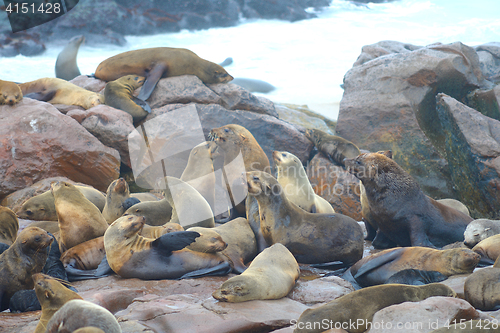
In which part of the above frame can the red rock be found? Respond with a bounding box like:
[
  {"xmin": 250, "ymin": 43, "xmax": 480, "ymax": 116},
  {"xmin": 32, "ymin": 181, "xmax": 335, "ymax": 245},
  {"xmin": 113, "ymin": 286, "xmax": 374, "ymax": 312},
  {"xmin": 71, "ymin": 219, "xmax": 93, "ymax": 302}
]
[
  {"xmin": 288, "ymin": 276, "xmax": 354, "ymax": 305},
  {"xmin": 70, "ymin": 75, "xmax": 107, "ymax": 93}
]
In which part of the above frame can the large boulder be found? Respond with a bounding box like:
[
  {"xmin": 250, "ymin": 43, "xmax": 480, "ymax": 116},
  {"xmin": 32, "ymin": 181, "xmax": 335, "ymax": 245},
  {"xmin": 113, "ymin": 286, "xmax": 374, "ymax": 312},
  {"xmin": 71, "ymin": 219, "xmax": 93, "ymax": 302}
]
[
  {"xmin": 336, "ymin": 42, "xmax": 493, "ymax": 198},
  {"xmin": 0, "ymin": 98, "xmax": 120, "ymax": 199},
  {"xmin": 353, "ymin": 40, "xmax": 422, "ymax": 67},
  {"xmin": 475, "ymin": 42, "xmax": 500, "ymax": 83}
]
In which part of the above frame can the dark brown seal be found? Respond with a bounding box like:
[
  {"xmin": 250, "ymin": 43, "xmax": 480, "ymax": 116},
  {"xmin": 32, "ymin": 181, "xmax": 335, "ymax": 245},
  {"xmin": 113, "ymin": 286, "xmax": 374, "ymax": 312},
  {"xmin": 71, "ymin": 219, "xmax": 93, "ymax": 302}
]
[
  {"xmin": 344, "ymin": 151, "xmax": 473, "ymax": 249},
  {"xmin": 95, "ymin": 47, "xmax": 233, "ymax": 101},
  {"xmin": 0, "ymin": 206, "xmax": 19, "ymax": 245},
  {"xmin": 0, "ymin": 227, "xmax": 53, "ymax": 311},
  {"xmin": 104, "ymin": 74, "xmax": 150, "ymax": 122},
  {"xmin": 305, "ymin": 128, "xmax": 360, "ymax": 166},
  {"xmin": 0, "ymin": 79, "xmax": 23, "ymax": 105},
  {"xmin": 246, "ymin": 171, "xmax": 364, "ymax": 265}
]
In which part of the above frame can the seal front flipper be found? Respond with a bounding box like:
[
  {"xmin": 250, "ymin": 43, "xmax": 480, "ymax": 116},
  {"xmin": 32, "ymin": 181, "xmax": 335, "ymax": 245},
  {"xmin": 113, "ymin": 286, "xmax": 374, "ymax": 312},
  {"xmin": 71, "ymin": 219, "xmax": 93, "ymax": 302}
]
[
  {"xmin": 132, "ymin": 96, "xmax": 152, "ymax": 113},
  {"xmin": 152, "ymin": 231, "xmax": 200, "ymax": 254},
  {"xmin": 353, "ymin": 248, "xmax": 405, "ymax": 279},
  {"xmin": 122, "ymin": 197, "xmax": 141, "ymax": 210},
  {"xmin": 178, "ymin": 262, "xmax": 232, "ymax": 279},
  {"xmin": 137, "ymin": 63, "xmax": 167, "ymax": 101},
  {"xmin": 24, "ymin": 90, "xmax": 57, "ymax": 102}
]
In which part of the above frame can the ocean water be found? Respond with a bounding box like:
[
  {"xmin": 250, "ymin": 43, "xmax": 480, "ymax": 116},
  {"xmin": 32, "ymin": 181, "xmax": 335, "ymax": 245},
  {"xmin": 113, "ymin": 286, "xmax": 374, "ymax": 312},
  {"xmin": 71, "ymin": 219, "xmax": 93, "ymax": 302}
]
[{"xmin": 1, "ymin": 0, "xmax": 499, "ymax": 120}]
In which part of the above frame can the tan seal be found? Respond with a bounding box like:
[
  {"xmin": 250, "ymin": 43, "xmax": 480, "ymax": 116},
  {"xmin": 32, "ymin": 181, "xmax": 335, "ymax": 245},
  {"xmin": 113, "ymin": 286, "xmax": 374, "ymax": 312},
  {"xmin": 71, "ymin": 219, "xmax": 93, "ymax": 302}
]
[
  {"xmin": 51, "ymin": 181, "xmax": 109, "ymax": 252},
  {"xmin": 273, "ymin": 150, "xmax": 334, "ymax": 214},
  {"xmin": 0, "ymin": 79, "xmax": 22, "ymax": 106},
  {"xmin": 0, "ymin": 227, "xmax": 53, "ymax": 311},
  {"xmin": 213, "ymin": 243, "xmax": 299, "ymax": 302},
  {"xmin": 55, "ymin": 35, "xmax": 85, "ymax": 81},
  {"xmin": 472, "ymin": 234, "xmax": 500, "ymax": 262},
  {"xmin": 185, "ymin": 227, "xmax": 227, "ymax": 253},
  {"xmin": 103, "ymin": 215, "xmax": 230, "ymax": 279},
  {"xmin": 19, "ymin": 77, "xmax": 103, "ymax": 109},
  {"xmin": 246, "ymin": 171, "xmax": 364, "ymax": 265},
  {"xmin": 33, "ymin": 273, "xmax": 82, "ymax": 333},
  {"xmin": 104, "ymin": 74, "xmax": 150, "ymax": 122},
  {"xmin": 95, "ymin": 47, "xmax": 233, "ymax": 100},
  {"xmin": 60, "ymin": 236, "xmax": 106, "ymax": 271},
  {"xmin": 305, "ymin": 128, "xmax": 360, "ymax": 166},
  {"xmin": 464, "ymin": 219, "xmax": 500, "ymax": 247},
  {"xmin": 123, "ymin": 197, "xmax": 173, "ymax": 226},
  {"xmin": 0, "ymin": 206, "xmax": 19, "ymax": 245},
  {"xmin": 294, "ymin": 283, "xmax": 456, "ymax": 333},
  {"xmin": 464, "ymin": 266, "xmax": 500, "ymax": 311}
]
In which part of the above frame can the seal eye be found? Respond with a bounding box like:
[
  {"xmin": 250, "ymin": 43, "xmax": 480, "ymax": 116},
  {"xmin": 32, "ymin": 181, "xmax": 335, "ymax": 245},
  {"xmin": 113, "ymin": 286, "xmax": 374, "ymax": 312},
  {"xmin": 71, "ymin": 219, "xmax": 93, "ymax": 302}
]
[
  {"xmin": 35, "ymin": 236, "xmax": 41, "ymax": 242},
  {"xmin": 224, "ymin": 128, "xmax": 230, "ymax": 133},
  {"xmin": 25, "ymin": 210, "xmax": 33, "ymax": 216},
  {"xmin": 282, "ymin": 153, "xmax": 286, "ymax": 158},
  {"xmin": 252, "ymin": 175, "xmax": 259, "ymax": 181}
]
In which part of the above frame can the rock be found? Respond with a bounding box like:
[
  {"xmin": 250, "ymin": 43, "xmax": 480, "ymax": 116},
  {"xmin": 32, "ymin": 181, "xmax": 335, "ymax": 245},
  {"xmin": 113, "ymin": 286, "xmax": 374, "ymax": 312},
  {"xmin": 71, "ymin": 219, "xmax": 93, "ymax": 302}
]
[
  {"xmin": 367, "ymin": 296, "xmax": 481, "ymax": 333},
  {"xmin": 468, "ymin": 85, "xmax": 500, "ymax": 122},
  {"xmin": 70, "ymin": 75, "xmax": 107, "ymax": 93},
  {"xmin": 52, "ymin": 104, "xmax": 86, "ymax": 115},
  {"xmin": 475, "ymin": 42, "xmax": 500, "ymax": 83},
  {"xmin": 0, "ymin": 31, "xmax": 46, "ymax": 57},
  {"xmin": 276, "ymin": 104, "xmax": 335, "ymax": 135},
  {"xmin": 306, "ymin": 153, "xmax": 362, "ymax": 221},
  {"xmin": 353, "ymin": 40, "xmax": 422, "ymax": 67},
  {"xmin": 240, "ymin": 0, "xmax": 327, "ymax": 21},
  {"xmin": 437, "ymin": 274, "xmax": 470, "ymax": 300},
  {"xmin": 288, "ymin": 276, "xmax": 355, "ymax": 305},
  {"xmin": 0, "ymin": 98, "xmax": 120, "ymax": 200},
  {"xmin": 336, "ymin": 42, "xmax": 493, "ymax": 198},
  {"xmin": 67, "ymin": 105, "xmax": 135, "ymax": 167},
  {"xmin": 435, "ymin": 94, "xmax": 500, "ymax": 219}
]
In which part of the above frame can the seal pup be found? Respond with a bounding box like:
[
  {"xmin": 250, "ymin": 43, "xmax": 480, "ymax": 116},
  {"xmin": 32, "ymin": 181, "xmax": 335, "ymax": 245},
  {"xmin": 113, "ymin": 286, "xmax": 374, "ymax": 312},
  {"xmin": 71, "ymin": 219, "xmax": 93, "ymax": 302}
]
[
  {"xmin": 213, "ymin": 243, "xmax": 299, "ymax": 302},
  {"xmin": 104, "ymin": 74, "xmax": 151, "ymax": 122},
  {"xmin": 95, "ymin": 47, "xmax": 233, "ymax": 100},
  {"xmin": 51, "ymin": 181, "xmax": 108, "ymax": 252},
  {"xmin": 60, "ymin": 236, "xmax": 106, "ymax": 271},
  {"xmin": 103, "ymin": 215, "xmax": 231, "ymax": 280},
  {"xmin": 19, "ymin": 78, "xmax": 103, "ymax": 109},
  {"xmin": 0, "ymin": 206, "xmax": 19, "ymax": 245},
  {"xmin": 45, "ymin": 299, "xmax": 121, "ymax": 333},
  {"xmin": 273, "ymin": 150, "xmax": 334, "ymax": 214},
  {"xmin": 464, "ymin": 219, "xmax": 500, "ymax": 247},
  {"xmin": 344, "ymin": 151, "xmax": 473, "ymax": 248},
  {"xmin": 55, "ymin": 35, "xmax": 85, "ymax": 81},
  {"xmin": 293, "ymin": 283, "xmax": 456, "ymax": 333},
  {"xmin": 0, "ymin": 226, "xmax": 53, "ymax": 311},
  {"xmin": 246, "ymin": 171, "xmax": 364, "ymax": 265},
  {"xmin": 305, "ymin": 128, "xmax": 360, "ymax": 166},
  {"xmin": 0, "ymin": 79, "xmax": 22, "ymax": 105}
]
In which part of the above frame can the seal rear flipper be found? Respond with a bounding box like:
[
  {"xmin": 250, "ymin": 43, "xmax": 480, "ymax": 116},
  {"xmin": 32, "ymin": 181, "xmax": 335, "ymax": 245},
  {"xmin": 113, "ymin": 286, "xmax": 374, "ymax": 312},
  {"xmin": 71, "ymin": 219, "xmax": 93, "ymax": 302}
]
[
  {"xmin": 310, "ymin": 261, "xmax": 346, "ymax": 270},
  {"xmin": 353, "ymin": 248, "xmax": 405, "ymax": 279},
  {"xmin": 132, "ymin": 96, "xmax": 152, "ymax": 114},
  {"xmin": 178, "ymin": 262, "xmax": 232, "ymax": 279},
  {"xmin": 152, "ymin": 231, "xmax": 200, "ymax": 254},
  {"xmin": 24, "ymin": 90, "xmax": 57, "ymax": 102},
  {"xmin": 137, "ymin": 63, "xmax": 167, "ymax": 101},
  {"xmin": 65, "ymin": 257, "xmax": 114, "ymax": 282}
]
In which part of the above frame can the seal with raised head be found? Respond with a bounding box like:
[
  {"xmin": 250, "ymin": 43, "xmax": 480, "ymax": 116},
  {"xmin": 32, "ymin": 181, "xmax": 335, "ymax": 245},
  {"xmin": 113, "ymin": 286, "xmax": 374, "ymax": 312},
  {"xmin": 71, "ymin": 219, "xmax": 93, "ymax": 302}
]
[
  {"xmin": 246, "ymin": 171, "xmax": 364, "ymax": 265},
  {"xmin": 0, "ymin": 79, "xmax": 22, "ymax": 105},
  {"xmin": 344, "ymin": 247, "xmax": 480, "ymax": 288},
  {"xmin": 464, "ymin": 219, "xmax": 500, "ymax": 247},
  {"xmin": 213, "ymin": 243, "xmax": 299, "ymax": 302},
  {"xmin": 0, "ymin": 226, "xmax": 53, "ymax": 311},
  {"xmin": 293, "ymin": 283, "xmax": 456, "ymax": 333},
  {"xmin": 103, "ymin": 215, "xmax": 231, "ymax": 280},
  {"xmin": 51, "ymin": 181, "xmax": 109, "ymax": 252},
  {"xmin": 305, "ymin": 128, "xmax": 360, "ymax": 166},
  {"xmin": 273, "ymin": 150, "xmax": 334, "ymax": 214},
  {"xmin": 344, "ymin": 151, "xmax": 473, "ymax": 249},
  {"xmin": 33, "ymin": 273, "xmax": 83, "ymax": 333},
  {"xmin": 55, "ymin": 35, "xmax": 85, "ymax": 81},
  {"xmin": 0, "ymin": 206, "xmax": 19, "ymax": 245},
  {"xmin": 95, "ymin": 47, "xmax": 233, "ymax": 101},
  {"xmin": 104, "ymin": 74, "xmax": 151, "ymax": 122},
  {"xmin": 19, "ymin": 78, "xmax": 103, "ymax": 109}
]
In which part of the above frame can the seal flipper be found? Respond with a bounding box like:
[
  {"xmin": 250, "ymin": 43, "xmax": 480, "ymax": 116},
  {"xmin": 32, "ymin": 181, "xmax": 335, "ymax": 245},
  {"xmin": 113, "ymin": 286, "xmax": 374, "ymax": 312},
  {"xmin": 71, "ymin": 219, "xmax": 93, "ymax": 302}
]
[
  {"xmin": 0, "ymin": 242, "xmax": 9, "ymax": 254},
  {"xmin": 353, "ymin": 248, "xmax": 405, "ymax": 279},
  {"xmin": 122, "ymin": 197, "xmax": 141, "ymax": 210},
  {"xmin": 132, "ymin": 96, "xmax": 152, "ymax": 114},
  {"xmin": 66, "ymin": 256, "xmax": 114, "ymax": 282},
  {"xmin": 152, "ymin": 231, "xmax": 200, "ymax": 255},
  {"xmin": 178, "ymin": 261, "xmax": 232, "ymax": 279},
  {"xmin": 310, "ymin": 261, "xmax": 346, "ymax": 270},
  {"xmin": 137, "ymin": 63, "xmax": 167, "ymax": 101},
  {"xmin": 25, "ymin": 90, "xmax": 57, "ymax": 102}
]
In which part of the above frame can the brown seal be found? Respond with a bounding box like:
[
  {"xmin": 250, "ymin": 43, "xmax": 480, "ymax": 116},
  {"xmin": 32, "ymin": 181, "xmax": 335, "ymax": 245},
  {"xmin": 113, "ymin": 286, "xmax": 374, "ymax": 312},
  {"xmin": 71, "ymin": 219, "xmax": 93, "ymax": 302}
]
[
  {"xmin": 464, "ymin": 219, "xmax": 500, "ymax": 247},
  {"xmin": 60, "ymin": 237, "xmax": 106, "ymax": 271},
  {"xmin": 344, "ymin": 247, "xmax": 481, "ymax": 288},
  {"xmin": 344, "ymin": 151, "xmax": 473, "ymax": 249},
  {"xmin": 55, "ymin": 35, "xmax": 85, "ymax": 81},
  {"xmin": 95, "ymin": 47, "xmax": 233, "ymax": 100},
  {"xmin": 104, "ymin": 74, "xmax": 150, "ymax": 122},
  {"xmin": 472, "ymin": 234, "xmax": 500, "ymax": 262},
  {"xmin": 140, "ymin": 222, "xmax": 184, "ymax": 239},
  {"xmin": 246, "ymin": 171, "xmax": 364, "ymax": 265},
  {"xmin": 305, "ymin": 128, "xmax": 360, "ymax": 166},
  {"xmin": 103, "ymin": 215, "xmax": 231, "ymax": 279},
  {"xmin": 437, "ymin": 198, "xmax": 470, "ymax": 216},
  {"xmin": 185, "ymin": 227, "xmax": 227, "ymax": 253},
  {"xmin": 0, "ymin": 206, "xmax": 19, "ymax": 245},
  {"xmin": 464, "ymin": 265, "xmax": 500, "ymax": 311},
  {"xmin": 123, "ymin": 197, "xmax": 173, "ymax": 226},
  {"xmin": 19, "ymin": 78, "xmax": 103, "ymax": 109},
  {"xmin": 51, "ymin": 181, "xmax": 109, "ymax": 252},
  {"xmin": 273, "ymin": 150, "xmax": 334, "ymax": 214},
  {"xmin": 212, "ymin": 243, "xmax": 299, "ymax": 302},
  {"xmin": 293, "ymin": 283, "xmax": 456, "ymax": 333},
  {"xmin": 0, "ymin": 226, "xmax": 53, "ymax": 311},
  {"xmin": 27, "ymin": 221, "xmax": 60, "ymax": 235},
  {"xmin": 17, "ymin": 185, "xmax": 106, "ymax": 221},
  {"xmin": 33, "ymin": 273, "xmax": 82, "ymax": 333},
  {"xmin": 0, "ymin": 79, "xmax": 23, "ymax": 106},
  {"xmin": 45, "ymin": 299, "xmax": 121, "ymax": 333}
]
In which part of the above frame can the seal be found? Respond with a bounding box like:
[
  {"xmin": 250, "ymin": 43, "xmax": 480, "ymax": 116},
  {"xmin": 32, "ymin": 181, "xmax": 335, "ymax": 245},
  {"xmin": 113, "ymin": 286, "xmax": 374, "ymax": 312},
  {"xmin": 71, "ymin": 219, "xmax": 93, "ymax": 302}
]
[
  {"xmin": 344, "ymin": 247, "xmax": 480, "ymax": 288},
  {"xmin": 464, "ymin": 266, "xmax": 500, "ymax": 311},
  {"xmin": 344, "ymin": 151, "xmax": 473, "ymax": 248},
  {"xmin": 27, "ymin": 221, "xmax": 60, "ymax": 235},
  {"xmin": 273, "ymin": 150, "xmax": 334, "ymax": 214},
  {"xmin": 140, "ymin": 222, "xmax": 184, "ymax": 239},
  {"xmin": 212, "ymin": 243, "xmax": 299, "ymax": 302},
  {"xmin": 60, "ymin": 236, "xmax": 106, "ymax": 271},
  {"xmin": 55, "ymin": 35, "xmax": 85, "ymax": 81},
  {"xmin": 33, "ymin": 273, "xmax": 83, "ymax": 333},
  {"xmin": 437, "ymin": 198, "xmax": 470, "ymax": 217},
  {"xmin": 472, "ymin": 234, "xmax": 500, "ymax": 263},
  {"xmin": 464, "ymin": 219, "xmax": 500, "ymax": 247},
  {"xmin": 0, "ymin": 226, "xmax": 53, "ymax": 311},
  {"xmin": 384, "ymin": 269, "xmax": 448, "ymax": 285},
  {"xmin": 104, "ymin": 74, "xmax": 151, "ymax": 122},
  {"xmin": 184, "ymin": 228, "xmax": 227, "ymax": 253},
  {"xmin": 293, "ymin": 283, "xmax": 456, "ymax": 333},
  {"xmin": 51, "ymin": 181, "xmax": 109, "ymax": 252},
  {"xmin": 95, "ymin": 47, "xmax": 233, "ymax": 100},
  {"xmin": 305, "ymin": 128, "xmax": 360, "ymax": 166},
  {"xmin": 17, "ymin": 185, "xmax": 106, "ymax": 221},
  {"xmin": 45, "ymin": 299, "xmax": 121, "ymax": 333},
  {"xmin": 0, "ymin": 79, "xmax": 23, "ymax": 106},
  {"xmin": 246, "ymin": 171, "xmax": 364, "ymax": 265},
  {"xmin": 0, "ymin": 206, "xmax": 19, "ymax": 245},
  {"xmin": 123, "ymin": 197, "xmax": 173, "ymax": 226},
  {"xmin": 103, "ymin": 215, "xmax": 231, "ymax": 280},
  {"xmin": 19, "ymin": 78, "xmax": 103, "ymax": 109}
]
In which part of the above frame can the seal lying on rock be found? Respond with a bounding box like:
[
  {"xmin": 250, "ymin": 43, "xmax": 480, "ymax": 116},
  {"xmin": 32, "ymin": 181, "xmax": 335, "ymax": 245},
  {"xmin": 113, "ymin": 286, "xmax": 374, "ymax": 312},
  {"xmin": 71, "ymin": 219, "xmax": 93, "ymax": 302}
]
[
  {"xmin": 104, "ymin": 74, "xmax": 151, "ymax": 122},
  {"xmin": 305, "ymin": 128, "xmax": 360, "ymax": 166},
  {"xmin": 464, "ymin": 219, "xmax": 500, "ymax": 247},
  {"xmin": 0, "ymin": 79, "xmax": 23, "ymax": 105}
]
